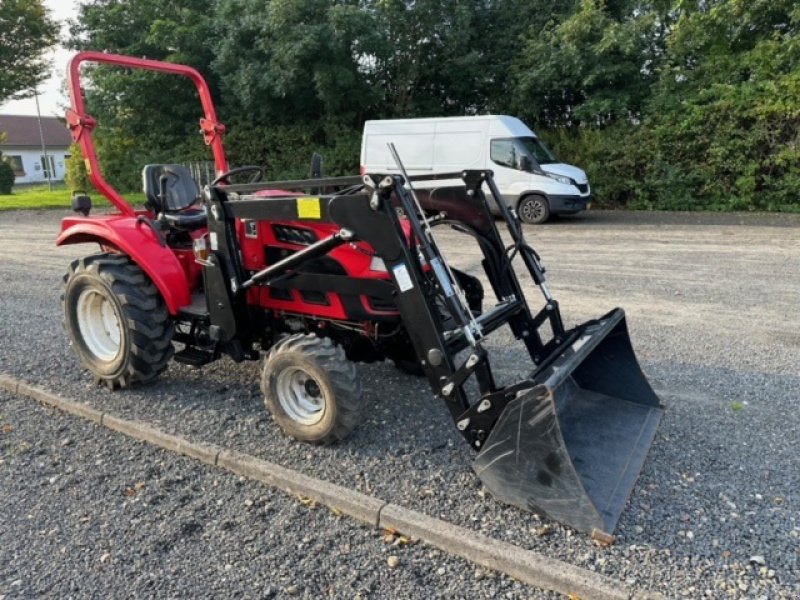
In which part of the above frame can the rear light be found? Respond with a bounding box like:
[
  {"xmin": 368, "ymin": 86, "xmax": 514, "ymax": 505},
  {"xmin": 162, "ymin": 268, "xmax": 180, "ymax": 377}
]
[{"xmin": 359, "ymin": 165, "xmax": 366, "ymax": 175}]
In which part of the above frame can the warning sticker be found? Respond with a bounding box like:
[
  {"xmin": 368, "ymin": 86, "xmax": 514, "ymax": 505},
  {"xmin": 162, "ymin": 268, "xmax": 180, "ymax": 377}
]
[
  {"xmin": 84, "ymin": 158, "xmax": 92, "ymax": 175},
  {"xmin": 297, "ymin": 197, "xmax": 321, "ymax": 219},
  {"xmin": 392, "ymin": 264, "xmax": 414, "ymax": 293}
]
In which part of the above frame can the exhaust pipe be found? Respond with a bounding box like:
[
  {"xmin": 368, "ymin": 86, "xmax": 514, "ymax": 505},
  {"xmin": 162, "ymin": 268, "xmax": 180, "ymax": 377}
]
[{"xmin": 473, "ymin": 309, "xmax": 662, "ymax": 538}]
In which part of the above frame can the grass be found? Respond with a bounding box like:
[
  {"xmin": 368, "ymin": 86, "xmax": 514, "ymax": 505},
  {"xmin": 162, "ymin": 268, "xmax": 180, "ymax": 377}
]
[{"xmin": 0, "ymin": 185, "xmax": 145, "ymax": 211}]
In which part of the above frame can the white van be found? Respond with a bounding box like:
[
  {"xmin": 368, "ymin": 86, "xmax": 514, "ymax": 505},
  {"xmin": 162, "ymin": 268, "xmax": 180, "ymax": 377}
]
[{"xmin": 360, "ymin": 115, "xmax": 591, "ymax": 224}]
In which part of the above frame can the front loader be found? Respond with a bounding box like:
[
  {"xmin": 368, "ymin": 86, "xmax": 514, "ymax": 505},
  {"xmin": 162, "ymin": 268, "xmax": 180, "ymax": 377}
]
[{"xmin": 59, "ymin": 51, "xmax": 663, "ymax": 538}]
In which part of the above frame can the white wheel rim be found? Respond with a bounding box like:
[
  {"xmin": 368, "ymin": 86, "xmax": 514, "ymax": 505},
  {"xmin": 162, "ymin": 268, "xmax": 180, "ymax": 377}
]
[
  {"xmin": 276, "ymin": 367, "xmax": 325, "ymax": 425},
  {"xmin": 76, "ymin": 288, "xmax": 122, "ymax": 362},
  {"xmin": 521, "ymin": 198, "xmax": 545, "ymax": 222}
]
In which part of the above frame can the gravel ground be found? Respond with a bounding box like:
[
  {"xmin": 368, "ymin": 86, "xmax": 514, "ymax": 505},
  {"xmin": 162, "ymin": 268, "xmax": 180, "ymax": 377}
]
[
  {"xmin": 0, "ymin": 391, "xmax": 533, "ymax": 599},
  {"xmin": 1, "ymin": 208, "xmax": 799, "ymax": 598}
]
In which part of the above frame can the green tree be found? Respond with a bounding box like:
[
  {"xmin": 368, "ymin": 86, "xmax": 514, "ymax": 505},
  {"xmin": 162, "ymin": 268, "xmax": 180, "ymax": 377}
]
[
  {"xmin": 512, "ymin": 0, "xmax": 669, "ymax": 127},
  {"xmin": 0, "ymin": 0, "xmax": 59, "ymax": 101},
  {"xmin": 64, "ymin": 143, "xmax": 92, "ymax": 191},
  {"xmin": 213, "ymin": 0, "xmax": 378, "ymax": 126},
  {"xmin": 0, "ymin": 160, "xmax": 13, "ymax": 194},
  {"xmin": 0, "ymin": 133, "xmax": 15, "ymax": 194},
  {"xmin": 641, "ymin": 0, "xmax": 800, "ymax": 209},
  {"xmin": 365, "ymin": 0, "xmax": 486, "ymax": 117},
  {"xmin": 67, "ymin": 0, "xmax": 217, "ymax": 189},
  {"xmin": 212, "ymin": 0, "xmax": 381, "ymax": 175},
  {"xmin": 61, "ymin": 0, "xmax": 800, "ymax": 211}
]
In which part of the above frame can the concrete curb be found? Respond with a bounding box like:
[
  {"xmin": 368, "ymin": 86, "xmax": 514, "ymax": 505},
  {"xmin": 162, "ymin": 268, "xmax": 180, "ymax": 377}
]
[
  {"xmin": 2, "ymin": 373, "xmax": 665, "ymax": 600},
  {"xmin": 379, "ymin": 503, "xmax": 636, "ymax": 600},
  {"xmin": 216, "ymin": 449, "xmax": 385, "ymax": 527},
  {"xmin": 16, "ymin": 381, "xmax": 104, "ymax": 424}
]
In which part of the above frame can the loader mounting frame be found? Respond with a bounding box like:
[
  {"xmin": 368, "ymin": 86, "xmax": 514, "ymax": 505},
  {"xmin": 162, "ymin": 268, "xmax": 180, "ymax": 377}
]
[
  {"xmin": 204, "ymin": 170, "xmax": 584, "ymax": 449},
  {"xmin": 202, "ymin": 170, "xmax": 663, "ymax": 538}
]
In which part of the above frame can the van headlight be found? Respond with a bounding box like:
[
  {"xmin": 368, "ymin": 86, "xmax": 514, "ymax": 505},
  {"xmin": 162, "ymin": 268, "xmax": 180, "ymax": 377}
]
[{"xmin": 548, "ymin": 173, "xmax": 573, "ymax": 186}]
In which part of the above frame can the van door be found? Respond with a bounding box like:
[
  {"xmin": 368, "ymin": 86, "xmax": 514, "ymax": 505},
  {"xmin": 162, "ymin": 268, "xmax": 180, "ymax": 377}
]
[{"xmin": 486, "ymin": 138, "xmax": 527, "ymax": 213}]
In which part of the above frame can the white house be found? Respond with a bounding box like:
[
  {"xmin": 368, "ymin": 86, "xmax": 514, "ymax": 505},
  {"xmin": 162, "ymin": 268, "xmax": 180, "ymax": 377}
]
[{"xmin": 0, "ymin": 114, "xmax": 72, "ymax": 184}]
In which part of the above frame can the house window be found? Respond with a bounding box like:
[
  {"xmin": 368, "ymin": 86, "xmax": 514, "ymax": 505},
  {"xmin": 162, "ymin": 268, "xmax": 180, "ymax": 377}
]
[
  {"xmin": 40, "ymin": 155, "xmax": 55, "ymax": 178},
  {"xmin": 6, "ymin": 155, "xmax": 24, "ymax": 176}
]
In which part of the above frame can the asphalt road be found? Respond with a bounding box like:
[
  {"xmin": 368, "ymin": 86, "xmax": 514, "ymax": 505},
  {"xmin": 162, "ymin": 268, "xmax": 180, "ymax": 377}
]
[{"xmin": 1, "ymin": 208, "xmax": 799, "ymax": 598}]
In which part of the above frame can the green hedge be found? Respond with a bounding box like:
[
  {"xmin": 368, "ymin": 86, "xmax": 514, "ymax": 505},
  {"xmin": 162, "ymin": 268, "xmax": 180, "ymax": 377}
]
[{"xmin": 0, "ymin": 158, "xmax": 13, "ymax": 195}]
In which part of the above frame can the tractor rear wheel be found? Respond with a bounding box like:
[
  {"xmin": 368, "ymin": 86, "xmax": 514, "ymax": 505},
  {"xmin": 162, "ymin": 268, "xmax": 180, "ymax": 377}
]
[
  {"xmin": 262, "ymin": 334, "xmax": 362, "ymax": 445},
  {"xmin": 63, "ymin": 253, "xmax": 174, "ymax": 389}
]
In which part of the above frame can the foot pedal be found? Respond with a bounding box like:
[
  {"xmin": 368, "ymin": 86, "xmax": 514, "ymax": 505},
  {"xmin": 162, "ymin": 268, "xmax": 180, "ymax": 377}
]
[{"xmin": 174, "ymin": 347, "xmax": 214, "ymax": 367}]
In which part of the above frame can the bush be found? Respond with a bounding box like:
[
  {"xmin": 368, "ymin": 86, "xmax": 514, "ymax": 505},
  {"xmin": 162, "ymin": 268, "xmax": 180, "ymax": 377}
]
[
  {"xmin": 640, "ymin": 76, "xmax": 800, "ymax": 212},
  {"xmin": 539, "ymin": 124, "xmax": 652, "ymax": 209},
  {"xmin": 224, "ymin": 120, "xmax": 361, "ymax": 180},
  {"xmin": 0, "ymin": 156, "xmax": 14, "ymax": 194},
  {"xmin": 65, "ymin": 143, "xmax": 92, "ymax": 192}
]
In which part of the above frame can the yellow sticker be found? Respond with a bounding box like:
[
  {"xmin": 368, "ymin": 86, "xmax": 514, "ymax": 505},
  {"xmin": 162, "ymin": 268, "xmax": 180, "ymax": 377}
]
[
  {"xmin": 297, "ymin": 196, "xmax": 321, "ymax": 219},
  {"xmin": 84, "ymin": 158, "xmax": 92, "ymax": 175}
]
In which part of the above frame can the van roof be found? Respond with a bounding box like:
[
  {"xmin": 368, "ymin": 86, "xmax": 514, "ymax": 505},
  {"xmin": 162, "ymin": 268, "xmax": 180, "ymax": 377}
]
[{"xmin": 363, "ymin": 115, "xmax": 535, "ymax": 137}]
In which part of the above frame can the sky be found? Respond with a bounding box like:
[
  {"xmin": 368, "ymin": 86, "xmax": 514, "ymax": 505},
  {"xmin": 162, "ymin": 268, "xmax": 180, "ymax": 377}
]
[{"xmin": 1, "ymin": 0, "xmax": 81, "ymax": 118}]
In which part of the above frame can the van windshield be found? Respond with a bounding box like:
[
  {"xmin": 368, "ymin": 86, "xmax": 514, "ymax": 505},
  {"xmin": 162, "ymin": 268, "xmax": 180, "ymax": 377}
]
[
  {"xmin": 490, "ymin": 137, "xmax": 558, "ymax": 172},
  {"xmin": 519, "ymin": 137, "xmax": 557, "ymax": 165}
]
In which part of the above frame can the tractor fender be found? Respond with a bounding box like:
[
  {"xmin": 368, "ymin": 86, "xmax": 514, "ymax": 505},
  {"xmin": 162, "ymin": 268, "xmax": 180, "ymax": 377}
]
[{"xmin": 56, "ymin": 215, "xmax": 192, "ymax": 315}]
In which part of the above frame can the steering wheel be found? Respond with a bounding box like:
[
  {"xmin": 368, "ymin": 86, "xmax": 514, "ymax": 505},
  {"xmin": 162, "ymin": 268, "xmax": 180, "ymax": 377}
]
[{"xmin": 210, "ymin": 165, "xmax": 264, "ymax": 186}]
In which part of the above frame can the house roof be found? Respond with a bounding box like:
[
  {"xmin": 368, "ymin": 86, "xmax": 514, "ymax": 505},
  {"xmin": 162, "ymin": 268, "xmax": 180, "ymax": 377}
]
[{"xmin": 0, "ymin": 114, "xmax": 72, "ymax": 149}]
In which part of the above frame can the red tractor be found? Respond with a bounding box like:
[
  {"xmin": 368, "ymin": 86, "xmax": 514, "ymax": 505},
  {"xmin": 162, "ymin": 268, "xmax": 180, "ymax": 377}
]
[{"xmin": 60, "ymin": 52, "xmax": 662, "ymax": 538}]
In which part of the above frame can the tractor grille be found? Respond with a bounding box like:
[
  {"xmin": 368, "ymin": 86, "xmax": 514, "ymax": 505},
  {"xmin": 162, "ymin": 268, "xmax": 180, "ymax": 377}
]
[
  {"xmin": 300, "ymin": 290, "xmax": 330, "ymax": 306},
  {"xmin": 269, "ymin": 287, "xmax": 293, "ymax": 301},
  {"xmin": 368, "ymin": 296, "xmax": 397, "ymax": 312},
  {"xmin": 273, "ymin": 224, "xmax": 319, "ymax": 246}
]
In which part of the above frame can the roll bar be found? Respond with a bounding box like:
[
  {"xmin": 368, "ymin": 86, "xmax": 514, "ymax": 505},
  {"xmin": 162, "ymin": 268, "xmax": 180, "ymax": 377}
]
[{"xmin": 65, "ymin": 51, "xmax": 230, "ymax": 216}]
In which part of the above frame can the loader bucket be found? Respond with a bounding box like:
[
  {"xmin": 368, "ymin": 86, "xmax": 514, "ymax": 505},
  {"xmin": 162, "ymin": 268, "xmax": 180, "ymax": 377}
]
[{"xmin": 473, "ymin": 308, "xmax": 662, "ymax": 538}]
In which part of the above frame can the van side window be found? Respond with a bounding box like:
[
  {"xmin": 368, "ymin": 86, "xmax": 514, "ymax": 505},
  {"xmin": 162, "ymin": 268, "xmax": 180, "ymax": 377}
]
[{"xmin": 490, "ymin": 140, "xmax": 516, "ymax": 169}]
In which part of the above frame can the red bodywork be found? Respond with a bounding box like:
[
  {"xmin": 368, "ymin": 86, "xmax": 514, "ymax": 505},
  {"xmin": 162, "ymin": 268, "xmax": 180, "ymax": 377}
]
[
  {"xmin": 56, "ymin": 214, "xmax": 199, "ymax": 314},
  {"xmin": 59, "ymin": 51, "xmax": 400, "ymax": 322},
  {"xmin": 239, "ymin": 216, "xmax": 410, "ymax": 321}
]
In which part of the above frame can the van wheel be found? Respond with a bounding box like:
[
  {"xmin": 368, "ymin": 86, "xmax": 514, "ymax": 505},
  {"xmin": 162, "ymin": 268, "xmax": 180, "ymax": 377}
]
[{"xmin": 518, "ymin": 195, "xmax": 550, "ymax": 224}]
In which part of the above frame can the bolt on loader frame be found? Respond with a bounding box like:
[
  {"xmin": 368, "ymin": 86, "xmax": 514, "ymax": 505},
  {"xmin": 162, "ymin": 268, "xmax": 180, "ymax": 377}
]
[{"xmin": 60, "ymin": 51, "xmax": 663, "ymax": 539}]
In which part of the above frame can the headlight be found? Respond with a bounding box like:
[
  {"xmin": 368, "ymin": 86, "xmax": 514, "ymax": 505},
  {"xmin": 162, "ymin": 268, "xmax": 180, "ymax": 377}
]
[{"xmin": 548, "ymin": 174, "xmax": 573, "ymax": 186}]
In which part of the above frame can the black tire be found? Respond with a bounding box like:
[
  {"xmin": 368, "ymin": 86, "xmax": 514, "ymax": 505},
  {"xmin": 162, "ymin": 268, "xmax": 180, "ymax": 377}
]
[
  {"xmin": 62, "ymin": 253, "xmax": 174, "ymax": 389},
  {"xmin": 518, "ymin": 194, "xmax": 551, "ymax": 224},
  {"xmin": 392, "ymin": 358, "xmax": 425, "ymax": 377},
  {"xmin": 262, "ymin": 334, "xmax": 362, "ymax": 445}
]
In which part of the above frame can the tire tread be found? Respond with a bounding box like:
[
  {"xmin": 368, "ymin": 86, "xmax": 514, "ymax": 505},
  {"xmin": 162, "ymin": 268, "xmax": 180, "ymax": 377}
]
[{"xmin": 63, "ymin": 252, "xmax": 174, "ymax": 389}]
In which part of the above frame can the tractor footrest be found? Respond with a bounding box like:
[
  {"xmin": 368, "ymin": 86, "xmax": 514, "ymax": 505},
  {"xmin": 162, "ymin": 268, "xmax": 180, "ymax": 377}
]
[
  {"xmin": 179, "ymin": 293, "xmax": 209, "ymax": 319},
  {"xmin": 174, "ymin": 347, "xmax": 214, "ymax": 367}
]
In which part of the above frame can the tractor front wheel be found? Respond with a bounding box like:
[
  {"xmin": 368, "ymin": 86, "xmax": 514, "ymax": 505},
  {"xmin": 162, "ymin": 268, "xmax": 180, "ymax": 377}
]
[
  {"xmin": 63, "ymin": 253, "xmax": 174, "ymax": 389},
  {"xmin": 262, "ymin": 334, "xmax": 363, "ymax": 445}
]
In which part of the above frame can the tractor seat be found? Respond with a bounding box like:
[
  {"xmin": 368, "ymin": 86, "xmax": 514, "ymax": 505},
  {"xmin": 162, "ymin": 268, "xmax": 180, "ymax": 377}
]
[{"xmin": 142, "ymin": 164, "xmax": 201, "ymax": 213}]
